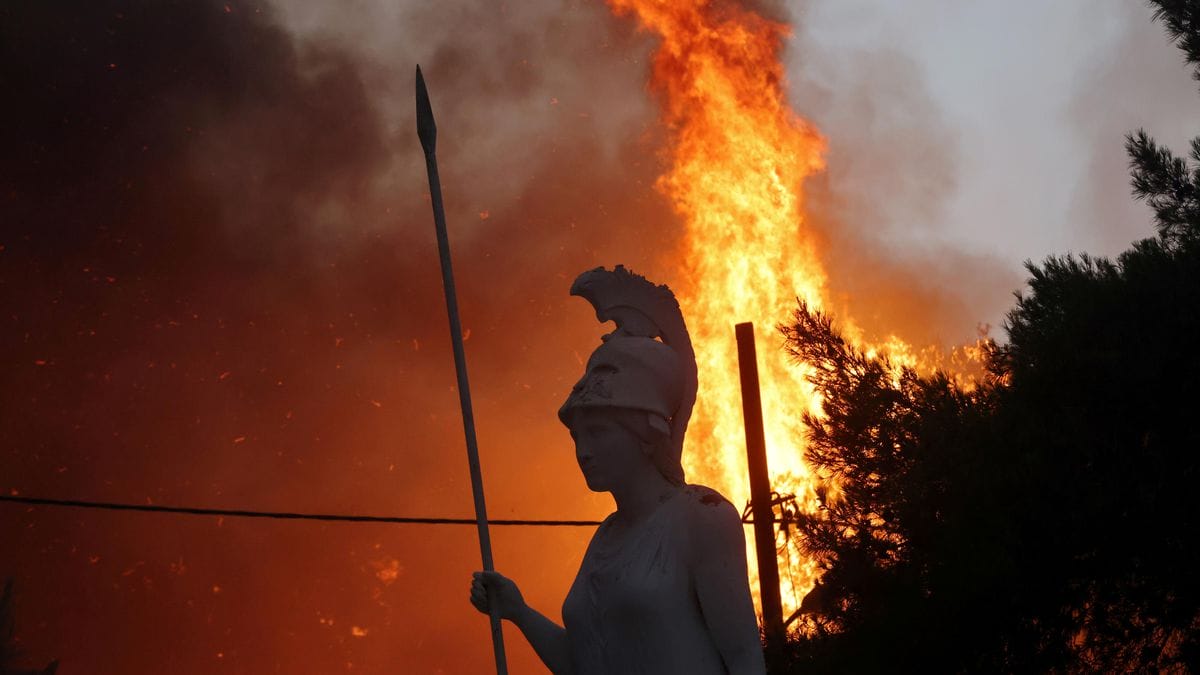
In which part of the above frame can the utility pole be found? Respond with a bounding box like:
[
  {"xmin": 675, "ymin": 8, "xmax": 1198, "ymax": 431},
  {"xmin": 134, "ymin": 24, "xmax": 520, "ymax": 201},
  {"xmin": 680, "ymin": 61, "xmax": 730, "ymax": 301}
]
[{"xmin": 736, "ymin": 322, "xmax": 784, "ymax": 658}]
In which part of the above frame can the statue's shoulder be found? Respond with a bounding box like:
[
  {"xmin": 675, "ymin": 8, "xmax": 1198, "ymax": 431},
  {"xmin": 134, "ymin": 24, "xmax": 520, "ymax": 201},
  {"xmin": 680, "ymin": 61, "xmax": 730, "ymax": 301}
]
[
  {"xmin": 679, "ymin": 484, "xmax": 740, "ymax": 523},
  {"xmin": 676, "ymin": 485, "xmax": 744, "ymax": 559},
  {"xmin": 596, "ymin": 510, "xmax": 621, "ymax": 531},
  {"xmin": 681, "ymin": 483, "xmax": 732, "ymax": 507}
]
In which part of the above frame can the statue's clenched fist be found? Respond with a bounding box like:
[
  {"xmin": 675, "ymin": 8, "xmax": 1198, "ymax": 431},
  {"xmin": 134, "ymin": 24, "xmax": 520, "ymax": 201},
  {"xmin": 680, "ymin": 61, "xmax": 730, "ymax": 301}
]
[{"xmin": 470, "ymin": 571, "xmax": 527, "ymax": 621}]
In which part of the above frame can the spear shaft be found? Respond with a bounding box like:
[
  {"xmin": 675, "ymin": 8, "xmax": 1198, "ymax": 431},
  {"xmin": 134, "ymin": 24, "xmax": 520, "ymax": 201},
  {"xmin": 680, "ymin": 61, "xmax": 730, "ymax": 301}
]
[{"xmin": 415, "ymin": 65, "xmax": 508, "ymax": 675}]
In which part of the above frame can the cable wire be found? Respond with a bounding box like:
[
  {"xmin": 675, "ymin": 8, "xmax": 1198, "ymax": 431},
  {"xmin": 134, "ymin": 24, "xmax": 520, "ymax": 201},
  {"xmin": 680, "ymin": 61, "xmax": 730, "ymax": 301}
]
[
  {"xmin": 0, "ymin": 494, "xmax": 603, "ymax": 527},
  {"xmin": 0, "ymin": 494, "xmax": 787, "ymax": 526}
]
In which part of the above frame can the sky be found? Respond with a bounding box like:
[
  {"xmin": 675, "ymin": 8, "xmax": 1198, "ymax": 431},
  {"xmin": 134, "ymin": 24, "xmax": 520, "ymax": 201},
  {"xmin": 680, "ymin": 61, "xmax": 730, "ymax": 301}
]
[
  {"xmin": 2, "ymin": 1, "xmax": 1197, "ymax": 673},
  {"xmin": 789, "ymin": 0, "xmax": 1199, "ymax": 268}
]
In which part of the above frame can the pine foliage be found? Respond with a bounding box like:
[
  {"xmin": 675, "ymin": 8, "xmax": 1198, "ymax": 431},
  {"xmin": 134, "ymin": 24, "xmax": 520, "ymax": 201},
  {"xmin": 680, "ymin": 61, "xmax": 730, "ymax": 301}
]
[{"xmin": 780, "ymin": 2, "xmax": 1200, "ymax": 671}]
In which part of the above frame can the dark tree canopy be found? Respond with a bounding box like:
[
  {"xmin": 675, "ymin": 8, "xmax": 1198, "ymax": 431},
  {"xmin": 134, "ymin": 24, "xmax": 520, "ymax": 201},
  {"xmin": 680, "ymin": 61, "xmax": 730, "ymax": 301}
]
[
  {"xmin": 781, "ymin": 307, "xmax": 1013, "ymax": 673},
  {"xmin": 781, "ymin": 1, "xmax": 1200, "ymax": 672}
]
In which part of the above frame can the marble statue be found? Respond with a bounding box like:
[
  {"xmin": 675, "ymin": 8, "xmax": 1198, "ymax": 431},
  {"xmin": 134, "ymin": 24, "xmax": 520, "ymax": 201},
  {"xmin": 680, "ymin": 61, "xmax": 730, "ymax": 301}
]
[{"xmin": 470, "ymin": 266, "xmax": 767, "ymax": 675}]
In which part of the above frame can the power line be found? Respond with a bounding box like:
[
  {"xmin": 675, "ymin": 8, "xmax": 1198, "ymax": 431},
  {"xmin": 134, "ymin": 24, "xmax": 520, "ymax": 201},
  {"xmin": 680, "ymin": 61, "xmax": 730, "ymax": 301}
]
[
  {"xmin": 0, "ymin": 494, "xmax": 790, "ymax": 527},
  {"xmin": 0, "ymin": 495, "xmax": 603, "ymax": 527}
]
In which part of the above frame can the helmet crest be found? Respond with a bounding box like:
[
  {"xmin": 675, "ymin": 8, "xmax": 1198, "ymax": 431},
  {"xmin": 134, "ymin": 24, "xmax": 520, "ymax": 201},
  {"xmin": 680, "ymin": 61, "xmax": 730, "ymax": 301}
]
[{"xmin": 558, "ymin": 266, "xmax": 698, "ymax": 484}]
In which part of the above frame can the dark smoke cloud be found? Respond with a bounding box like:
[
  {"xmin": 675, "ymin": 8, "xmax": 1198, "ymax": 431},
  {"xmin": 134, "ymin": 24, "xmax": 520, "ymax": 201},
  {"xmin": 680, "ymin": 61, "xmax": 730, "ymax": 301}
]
[
  {"xmin": 1, "ymin": 0, "xmax": 1057, "ymax": 671},
  {"xmin": 1, "ymin": 1, "xmax": 673, "ymax": 672},
  {"xmin": 273, "ymin": 0, "xmax": 664, "ymax": 235}
]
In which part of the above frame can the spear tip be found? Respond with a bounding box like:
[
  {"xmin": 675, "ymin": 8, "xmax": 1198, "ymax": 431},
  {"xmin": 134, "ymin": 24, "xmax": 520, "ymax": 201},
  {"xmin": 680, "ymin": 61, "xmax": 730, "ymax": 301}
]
[{"xmin": 416, "ymin": 64, "xmax": 437, "ymax": 155}]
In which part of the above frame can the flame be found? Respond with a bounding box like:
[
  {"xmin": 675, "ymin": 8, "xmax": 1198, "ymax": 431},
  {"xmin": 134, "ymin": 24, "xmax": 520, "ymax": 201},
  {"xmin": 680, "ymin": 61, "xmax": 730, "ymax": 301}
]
[
  {"xmin": 607, "ymin": 0, "xmax": 829, "ymax": 621},
  {"xmin": 605, "ymin": 0, "xmax": 987, "ymax": 625}
]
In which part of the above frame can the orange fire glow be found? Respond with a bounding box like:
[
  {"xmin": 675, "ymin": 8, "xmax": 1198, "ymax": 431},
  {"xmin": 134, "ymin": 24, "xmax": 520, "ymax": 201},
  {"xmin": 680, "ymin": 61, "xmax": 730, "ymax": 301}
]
[
  {"xmin": 605, "ymin": 0, "xmax": 976, "ymax": 624},
  {"xmin": 606, "ymin": 0, "xmax": 829, "ymax": 621}
]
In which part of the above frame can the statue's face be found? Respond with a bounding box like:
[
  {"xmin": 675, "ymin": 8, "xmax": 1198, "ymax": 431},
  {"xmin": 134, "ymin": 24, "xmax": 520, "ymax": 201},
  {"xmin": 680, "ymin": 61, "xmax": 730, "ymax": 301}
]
[{"xmin": 568, "ymin": 408, "xmax": 647, "ymax": 493}]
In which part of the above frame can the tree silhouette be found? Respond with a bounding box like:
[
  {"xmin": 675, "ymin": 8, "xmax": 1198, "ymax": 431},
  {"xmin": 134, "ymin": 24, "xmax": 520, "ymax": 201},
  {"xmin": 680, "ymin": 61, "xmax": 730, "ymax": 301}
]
[
  {"xmin": 779, "ymin": 307, "xmax": 1013, "ymax": 673},
  {"xmin": 1127, "ymin": 0, "xmax": 1200, "ymax": 248},
  {"xmin": 780, "ymin": 2, "xmax": 1200, "ymax": 671}
]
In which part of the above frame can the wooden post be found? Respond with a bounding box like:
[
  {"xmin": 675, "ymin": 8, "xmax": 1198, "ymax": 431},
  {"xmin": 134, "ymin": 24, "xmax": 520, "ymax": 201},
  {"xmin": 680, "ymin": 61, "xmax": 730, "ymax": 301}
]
[{"xmin": 735, "ymin": 322, "xmax": 784, "ymax": 654}]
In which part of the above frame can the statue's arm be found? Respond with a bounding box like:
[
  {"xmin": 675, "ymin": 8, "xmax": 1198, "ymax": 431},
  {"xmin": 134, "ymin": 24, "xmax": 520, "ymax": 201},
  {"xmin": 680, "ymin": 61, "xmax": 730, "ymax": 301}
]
[
  {"xmin": 511, "ymin": 603, "xmax": 574, "ymax": 675},
  {"xmin": 691, "ymin": 502, "xmax": 768, "ymax": 675},
  {"xmin": 471, "ymin": 571, "xmax": 574, "ymax": 675}
]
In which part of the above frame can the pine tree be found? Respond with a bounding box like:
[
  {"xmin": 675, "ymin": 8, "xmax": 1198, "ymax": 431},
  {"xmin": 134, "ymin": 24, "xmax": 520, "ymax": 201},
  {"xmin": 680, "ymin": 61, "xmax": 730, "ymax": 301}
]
[
  {"xmin": 782, "ymin": 2, "xmax": 1200, "ymax": 670},
  {"xmin": 779, "ymin": 305, "xmax": 1014, "ymax": 672},
  {"xmin": 1127, "ymin": 0, "xmax": 1200, "ymax": 247}
]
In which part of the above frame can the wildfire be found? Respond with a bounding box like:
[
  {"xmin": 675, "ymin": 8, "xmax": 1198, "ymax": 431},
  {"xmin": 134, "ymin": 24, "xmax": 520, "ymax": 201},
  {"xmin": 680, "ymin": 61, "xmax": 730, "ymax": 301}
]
[
  {"xmin": 604, "ymin": 0, "xmax": 979, "ymax": 625},
  {"xmin": 606, "ymin": 0, "xmax": 828, "ymax": 621}
]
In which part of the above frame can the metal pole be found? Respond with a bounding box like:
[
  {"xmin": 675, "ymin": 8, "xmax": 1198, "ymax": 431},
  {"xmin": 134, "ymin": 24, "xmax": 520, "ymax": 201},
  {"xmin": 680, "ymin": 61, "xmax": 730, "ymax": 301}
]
[
  {"xmin": 416, "ymin": 65, "xmax": 508, "ymax": 675},
  {"xmin": 735, "ymin": 322, "xmax": 784, "ymax": 654}
]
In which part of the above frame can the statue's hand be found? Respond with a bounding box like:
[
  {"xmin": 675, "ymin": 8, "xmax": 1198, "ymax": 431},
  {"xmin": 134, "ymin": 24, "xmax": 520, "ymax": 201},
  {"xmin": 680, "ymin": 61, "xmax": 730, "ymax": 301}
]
[{"xmin": 470, "ymin": 571, "xmax": 527, "ymax": 621}]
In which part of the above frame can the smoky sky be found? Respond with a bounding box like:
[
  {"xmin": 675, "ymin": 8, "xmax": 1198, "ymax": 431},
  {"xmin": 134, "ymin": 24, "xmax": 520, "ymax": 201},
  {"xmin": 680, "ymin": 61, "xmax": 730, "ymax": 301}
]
[
  {"xmin": 0, "ymin": 0, "xmax": 1072, "ymax": 671},
  {"xmin": 1067, "ymin": 0, "xmax": 1200, "ymax": 257},
  {"xmin": 1, "ymin": 1, "xmax": 675, "ymax": 672},
  {"xmin": 779, "ymin": 0, "xmax": 1200, "ymax": 350},
  {"xmin": 781, "ymin": 3, "xmax": 1019, "ymax": 347}
]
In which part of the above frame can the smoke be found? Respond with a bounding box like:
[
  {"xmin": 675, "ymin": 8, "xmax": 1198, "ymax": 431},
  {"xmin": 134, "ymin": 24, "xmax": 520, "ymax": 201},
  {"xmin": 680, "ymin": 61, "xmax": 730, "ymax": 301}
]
[
  {"xmin": 777, "ymin": 1, "xmax": 1200, "ymax": 350},
  {"xmin": 779, "ymin": 5, "xmax": 1018, "ymax": 349},
  {"xmin": 271, "ymin": 0, "xmax": 663, "ymax": 233},
  {"xmin": 0, "ymin": 1, "xmax": 673, "ymax": 672},
  {"xmin": 4, "ymin": 0, "xmax": 1125, "ymax": 671},
  {"xmin": 1066, "ymin": 0, "xmax": 1200, "ymax": 257}
]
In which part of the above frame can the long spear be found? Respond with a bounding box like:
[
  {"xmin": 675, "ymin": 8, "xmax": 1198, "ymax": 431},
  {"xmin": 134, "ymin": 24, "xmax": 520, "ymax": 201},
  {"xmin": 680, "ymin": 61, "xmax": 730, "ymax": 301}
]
[{"xmin": 415, "ymin": 65, "xmax": 508, "ymax": 675}]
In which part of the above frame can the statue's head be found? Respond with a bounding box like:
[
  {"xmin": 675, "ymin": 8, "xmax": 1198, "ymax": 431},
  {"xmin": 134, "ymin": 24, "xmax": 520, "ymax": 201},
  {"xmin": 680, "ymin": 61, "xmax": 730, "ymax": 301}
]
[
  {"xmin": 565, "ymin": 405, "xmax": 674, "ymax": 492},
  {"xmin": 559, "ymin": 337, "xmax": 684, "ymax": 485},
  {"xmin": 557, "ymin": 266, "xmax": 698, "ymax": 486}
]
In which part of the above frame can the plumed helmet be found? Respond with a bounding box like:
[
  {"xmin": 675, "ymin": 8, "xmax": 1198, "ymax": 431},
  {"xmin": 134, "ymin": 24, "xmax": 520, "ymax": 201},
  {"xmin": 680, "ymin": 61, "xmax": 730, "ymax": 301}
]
[
  {"xmin": 557, "ymin": 266, "xmax": 698, "ymax": 485},
  {"xmin": 557, "ymin": 336, "xmax": 684, "ymax": 424}
]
